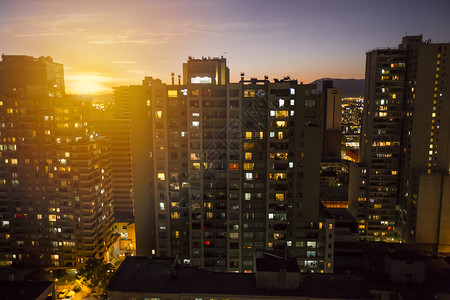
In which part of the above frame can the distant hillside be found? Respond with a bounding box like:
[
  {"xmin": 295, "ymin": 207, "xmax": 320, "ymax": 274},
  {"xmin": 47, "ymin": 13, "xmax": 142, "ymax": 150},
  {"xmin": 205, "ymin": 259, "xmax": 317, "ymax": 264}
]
[{"xmin": 310, "ymin": 78, "xmax": 364, "ymax": 98}]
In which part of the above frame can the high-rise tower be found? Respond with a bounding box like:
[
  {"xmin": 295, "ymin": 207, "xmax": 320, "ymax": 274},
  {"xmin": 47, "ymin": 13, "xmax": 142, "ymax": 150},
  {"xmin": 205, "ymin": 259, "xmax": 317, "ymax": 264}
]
[
  {"xmin": 0, "ymin": 54, "xmax": 65, "ymax": 97},
  {"xmin": 0, "ymin": 55, "xmax": 114, "ymax": 268},
  {"xmin": 120, "ymin": 57, "xmax": 334, "ymax": 273},
  {"xmin": 349, "ymin": 36, "xmax": 450, "ymax": 246}
]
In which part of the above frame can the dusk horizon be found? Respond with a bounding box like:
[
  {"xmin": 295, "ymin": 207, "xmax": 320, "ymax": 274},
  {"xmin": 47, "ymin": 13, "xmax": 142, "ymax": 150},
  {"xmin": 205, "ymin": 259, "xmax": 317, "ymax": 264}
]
[{"xmin": 2, "ymin": 0, "xmax": 449, "ymax": 94}]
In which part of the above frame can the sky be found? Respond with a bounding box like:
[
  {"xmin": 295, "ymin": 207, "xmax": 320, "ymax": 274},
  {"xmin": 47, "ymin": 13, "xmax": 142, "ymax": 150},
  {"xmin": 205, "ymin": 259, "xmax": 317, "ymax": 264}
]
[{"xmin": 1, "ymin": 0, "xmax": 450, "ymax": 95}]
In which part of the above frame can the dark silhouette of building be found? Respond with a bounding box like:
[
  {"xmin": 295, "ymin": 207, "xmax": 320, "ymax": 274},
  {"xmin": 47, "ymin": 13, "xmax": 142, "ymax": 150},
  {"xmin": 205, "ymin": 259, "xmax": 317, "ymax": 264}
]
[{"xmin": 106, "ymin": 256, "xmax": 371, "ymax": 300}]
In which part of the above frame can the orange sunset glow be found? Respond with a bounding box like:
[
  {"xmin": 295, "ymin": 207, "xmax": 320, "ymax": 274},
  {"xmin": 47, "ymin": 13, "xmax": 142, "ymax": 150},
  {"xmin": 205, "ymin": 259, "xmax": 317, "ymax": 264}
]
[{"xmin": 1, "ymin": 0, "xmax": 449, "ymax": 94}]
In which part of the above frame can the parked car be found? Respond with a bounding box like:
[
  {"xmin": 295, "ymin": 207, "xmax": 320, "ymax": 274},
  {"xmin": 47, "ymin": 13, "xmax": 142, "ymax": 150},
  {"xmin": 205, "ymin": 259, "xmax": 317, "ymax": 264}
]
[
  {"xmin": 57, "ymin": 289, "xmax": 68, "ymax": 299},
  {"xmin": 63, "ymin": 291, "xmax": 75, "ymax": 300}
]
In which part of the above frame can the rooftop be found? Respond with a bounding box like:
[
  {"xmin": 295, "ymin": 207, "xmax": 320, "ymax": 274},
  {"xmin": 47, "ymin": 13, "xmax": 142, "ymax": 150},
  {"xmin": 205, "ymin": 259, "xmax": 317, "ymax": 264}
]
[
  {"xmin": 107, "ymin": 257, "xmax": 371, "ymax": 299},
  {"xmin": 0, "ymin": 280, "xmax": 54, "ymax": 300}
]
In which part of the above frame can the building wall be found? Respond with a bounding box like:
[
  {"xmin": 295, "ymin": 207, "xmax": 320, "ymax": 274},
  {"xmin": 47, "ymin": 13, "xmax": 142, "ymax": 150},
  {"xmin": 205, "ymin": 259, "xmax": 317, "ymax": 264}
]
[
  {"xmin": 114, "ymin": 84, "xmax": 155, "ymax": 257},
  {"xmin": 415, "ymin": 173, "xmax": 450, "ymax": 252},
  {"xmin": 90, "ymin": 119, "xmax": 134, "ymax": 221}
]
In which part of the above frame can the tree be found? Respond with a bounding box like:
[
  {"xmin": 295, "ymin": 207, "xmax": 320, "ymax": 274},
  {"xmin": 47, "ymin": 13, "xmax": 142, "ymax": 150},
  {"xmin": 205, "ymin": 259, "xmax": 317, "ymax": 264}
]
[{"xmin": 76, "ymin": 258, "xmax": 114, "ymax": 294}]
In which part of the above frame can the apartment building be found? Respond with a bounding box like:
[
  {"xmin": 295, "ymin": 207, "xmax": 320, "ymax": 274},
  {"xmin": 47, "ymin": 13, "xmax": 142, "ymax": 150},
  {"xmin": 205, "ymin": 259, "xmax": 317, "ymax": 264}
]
[
  {"xmin": 349, "ymin": 36, "xmax": 450, "ymax": 246},
  {"xmin": 117, "ymin": 57, "xmax": 334, "ymax": 273},
  {"xmin": 0, "ymin": 55, "xmax": 114, "ymax": 268}
]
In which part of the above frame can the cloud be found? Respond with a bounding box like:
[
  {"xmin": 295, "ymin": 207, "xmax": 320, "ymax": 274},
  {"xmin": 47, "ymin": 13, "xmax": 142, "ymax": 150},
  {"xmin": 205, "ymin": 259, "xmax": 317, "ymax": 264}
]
[
  {"xmin": 127, "ymin": 69, "xmax": 148, "ymax": 75},
  {"xmin": 14, "ymin": 31, "xmax": 79, "ymax": 37},
  {"xmin": 112, "ymin": 61, "xmax": 138, "ymax": 64},
  {"xmin": 88, "ymin": 27, "xmax": 217, "ymax": 46},
  {"xmin": 3, "ymin": 13, "xmax": 108, "ymax": 38},
  {"xmin": 89, "ymin": 37, "xmax": 169, "ymax": 45}
]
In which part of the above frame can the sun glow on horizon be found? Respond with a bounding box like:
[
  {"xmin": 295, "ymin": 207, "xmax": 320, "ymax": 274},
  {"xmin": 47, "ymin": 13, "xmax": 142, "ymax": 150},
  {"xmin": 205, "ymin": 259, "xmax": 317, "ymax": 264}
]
[{"xmin": 65, "ymin": 73, "xmax": 117, "ymax": 95}]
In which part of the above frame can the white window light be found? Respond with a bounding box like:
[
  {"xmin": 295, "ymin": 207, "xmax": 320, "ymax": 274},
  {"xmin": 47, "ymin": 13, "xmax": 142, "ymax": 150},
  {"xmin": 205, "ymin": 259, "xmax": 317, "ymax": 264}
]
[{"xmin": 191, "ymin": 76, "xmax": 212, "ymax": 84}]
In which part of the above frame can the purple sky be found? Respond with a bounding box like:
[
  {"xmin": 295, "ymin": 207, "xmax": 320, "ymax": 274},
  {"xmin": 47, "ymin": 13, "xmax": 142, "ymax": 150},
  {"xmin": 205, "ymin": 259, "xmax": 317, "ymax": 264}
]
[{"xmin": 1, "ymin": 0, "xmax": 449, "ymax": 94}]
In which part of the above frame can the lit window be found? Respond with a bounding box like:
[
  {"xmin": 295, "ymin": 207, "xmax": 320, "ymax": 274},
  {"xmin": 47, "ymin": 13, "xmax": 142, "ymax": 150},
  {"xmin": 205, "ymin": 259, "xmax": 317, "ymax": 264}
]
[
  {"xmin": 245, "ymin": 132, "xmax": 252, "ymax": 139},
  {"xmin": 243, "ymin": 163, "xmax": 254, "ymax": 170},
  {"xmin": 275, "ymin": 121, "xmax": 287, "ymax": 128},
  {"xmin": 244, "ymin": 142, "xmax": 254, "ymax": 149},
  {"xmin": 278, "ymin": 99, "xmax": 285, "ymax": 107},
  {"xmin": 307, "ymin": 241, "xmax": 316, "ymax": 248},
  {"xmin": 244, "ymin": 89, "xmax": 255, "ymax": 98},
  {"xmin": 171, "ymin": 212, "xmax": 180, "ymax": 219},
  {"xmin": 191, "ymin": 76, "xmax": 211, "ymax": 84},
  {"xmin": 269, "ymin": 132, "xmax": 275, "ymax": 138},
  {"xmin": 155, "ymin": 111, "xmax": 163, "ymax": 118},
  {"xmin": 275, "ymin": 111, "xmax": 288, "ymax": 118},
  {"xmin": 191, "ymin": 121, "xmax": 200, "ymax": 128},
  {"xmin": 168, "ymin": 90, "xmax": 178, "ymax": 97},
  {"xmin": 245, "ymin": 193, "xmax": 251, "ymax": 200},
  {"xmin": 230, "ymin": 233, "xmax": 239, "ymax": 239},
  {"xmin": 157, "ymin": 173, "xmax": 165, "ymax": 181},
  {"xmin": 245, "ymin": 173, "xmax": 253, "ymax": 180},
  {"xmin": 270, "ymin": 173, "xmax": 286, "ymax": 180},
  {"xmin": 290, "ymin": 88, "xmax": 295, "ymax": 95},
  {"xmin": 229, "ymin": 163, "xmax": 239, "ymax": 170},
  {"xmin": 307, "ymin": 251, "xmax": 316, "ymax": 258},
  {"xmin": 245, "ymin": 152, "xmax": 252, "ymax": 160},
  {"xmin": 275, "ymin": 194, "xmax": 285, "ymax": 201}
]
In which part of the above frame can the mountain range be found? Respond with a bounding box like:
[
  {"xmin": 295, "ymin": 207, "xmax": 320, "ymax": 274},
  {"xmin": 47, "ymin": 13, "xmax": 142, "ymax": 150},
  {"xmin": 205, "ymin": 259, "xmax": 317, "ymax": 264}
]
[{"xmin": 310, "ymin": 78, "xmax": 365, "ymax": 98}]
